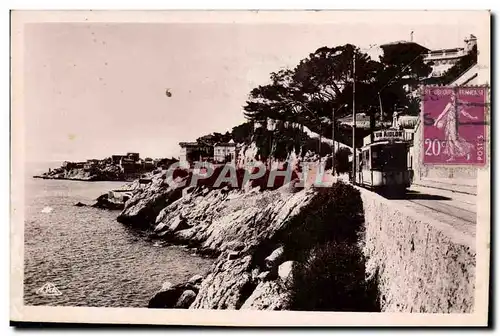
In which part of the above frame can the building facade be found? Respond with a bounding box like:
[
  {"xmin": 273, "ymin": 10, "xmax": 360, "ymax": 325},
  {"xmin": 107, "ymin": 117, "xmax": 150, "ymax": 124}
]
[
  {"xmin": 423, "ymin": 34, "xmax": 477, "ymax": 79},
  {"xmin": 214, "ymin": 141, "xmax": 237, "ymax": 163},
  {"xmin": 126, "ymin": 152, "xmax": 140, "ymax": 161},
  {"xmin": 111, "ymin": 155, "xmax": 124, "ymax": 165},
  {"xmin": 179, "ymin": 142, "xmax": 212, "ymax": 164}
]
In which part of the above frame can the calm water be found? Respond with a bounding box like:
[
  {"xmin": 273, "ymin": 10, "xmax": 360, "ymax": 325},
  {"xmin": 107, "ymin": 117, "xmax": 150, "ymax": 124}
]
[{"xmin": 23, "ymin": 162, "xmax": 213, "ymax": 307}]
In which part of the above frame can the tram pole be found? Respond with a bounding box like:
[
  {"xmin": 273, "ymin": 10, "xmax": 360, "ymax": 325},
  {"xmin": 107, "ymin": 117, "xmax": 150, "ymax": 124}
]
[
  {"xmin": 378, "ymin": 91, "xmax": 384, "ymax": 124},
  {"xmin": 352, "ymin": 53, "xmax": 356, "ymax": 184},
  {"xmin": 332, "ymin": 111, "xmax": 335, "ymax": 176}
]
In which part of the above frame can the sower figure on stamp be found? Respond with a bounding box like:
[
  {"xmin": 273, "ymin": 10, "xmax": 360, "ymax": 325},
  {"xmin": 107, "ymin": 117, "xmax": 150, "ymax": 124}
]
[{"xmin": 433, "ymin": 90, "xmax": 478, "ymax": 162}]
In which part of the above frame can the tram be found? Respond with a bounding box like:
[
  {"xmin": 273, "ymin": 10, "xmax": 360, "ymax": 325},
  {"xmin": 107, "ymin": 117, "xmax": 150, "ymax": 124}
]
[{"xmin": 352, "ymin": 128, "xmax": 413, "ymax": 192}]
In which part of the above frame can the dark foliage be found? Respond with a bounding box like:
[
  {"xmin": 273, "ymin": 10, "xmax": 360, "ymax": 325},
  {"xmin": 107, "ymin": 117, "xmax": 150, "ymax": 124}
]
[
  {"xmin": 289, "ymin": 241, "xmax": 380, "ymax": 311},
  {"xmin": 281, "ymin": 181, "xmax": 363, "ymax": 261},
  {"xmin": 253, "ymin": 124, "xmax": 310, "ymax": 162},
  {"xmin": 231, "ymin": 122, "xmax": 254, "ymax": 145},
  {"xmin": 253, "ymin": 127, "xmax": 273, "ymax": 161},
  {"xmin": 276, "ymin": 182, "xmax": 380, "ymax": 311},
  {"xmin": 196, "ymin": 132, "xmax": 232, "ymax": 146},
  {"xmin": 303, "ymin": 138, "xmax": 332, "ymax": 158},
  {"xmin": 324, "ymin": 147, "xmax": 352, "ymax": 174},
  {"xmin": 243, "ymin": 41, "xmax": 435, "ymax": 151}
]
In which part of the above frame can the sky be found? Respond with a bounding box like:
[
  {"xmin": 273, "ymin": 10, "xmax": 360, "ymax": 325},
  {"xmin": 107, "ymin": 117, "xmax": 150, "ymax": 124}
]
[{"xmin": 23, "ymin": 14, "xmax": 484, "ymax": 162}]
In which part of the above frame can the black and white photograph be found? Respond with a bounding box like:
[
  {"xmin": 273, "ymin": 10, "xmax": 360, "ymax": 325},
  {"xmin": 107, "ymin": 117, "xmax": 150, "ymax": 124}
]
[{"xmin": 10, "ymin": 10, "xmax": 491, "ymax": 326}]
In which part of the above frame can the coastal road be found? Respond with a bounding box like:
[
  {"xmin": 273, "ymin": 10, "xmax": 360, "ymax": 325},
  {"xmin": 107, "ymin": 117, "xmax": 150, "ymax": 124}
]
[
  {"xmin": 384, "ymin": 185, "xmax": 477, "ymax": 237},
  {"xmin": 299, "ymin": 166, "xmax": 476, "ymax": 236}
]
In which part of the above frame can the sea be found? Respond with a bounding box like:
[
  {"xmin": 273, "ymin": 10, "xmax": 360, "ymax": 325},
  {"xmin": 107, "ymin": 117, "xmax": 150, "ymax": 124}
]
[{"xmin": 23, "ymin": 162, "xmax": 213, "ymax": 308}]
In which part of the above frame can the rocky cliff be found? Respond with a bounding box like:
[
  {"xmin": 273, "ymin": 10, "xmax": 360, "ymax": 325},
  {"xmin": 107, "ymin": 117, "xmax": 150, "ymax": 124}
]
[
  {"xmin": 113, "ymin": 169, "xmax": 476, "ymax": 313},
  {"xmin": 115, "ymin": 168, "xmax": 319, "ymax": 310}
]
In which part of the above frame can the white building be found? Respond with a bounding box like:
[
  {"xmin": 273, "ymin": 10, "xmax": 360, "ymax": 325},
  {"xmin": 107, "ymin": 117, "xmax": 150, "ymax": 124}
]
[
  {"xmin": 423, "ymin": 34, "xmax": 477, "ymax": 78},
  {"xmin": 214, "ymin": 140, "xmax": 237, "ymax": 163}
]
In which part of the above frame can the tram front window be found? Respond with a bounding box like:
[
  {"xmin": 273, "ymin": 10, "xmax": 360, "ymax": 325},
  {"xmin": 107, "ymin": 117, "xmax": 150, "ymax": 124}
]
[{"xmin": 371, "ymin": 144, "xmax": 407, "ymax": 171}]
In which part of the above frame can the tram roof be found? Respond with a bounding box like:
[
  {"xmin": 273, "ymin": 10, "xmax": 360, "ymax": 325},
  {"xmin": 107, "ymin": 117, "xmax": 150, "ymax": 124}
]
[{"xmin": 362, "ymin": 140, "xmax": 408, "ymax": 148}]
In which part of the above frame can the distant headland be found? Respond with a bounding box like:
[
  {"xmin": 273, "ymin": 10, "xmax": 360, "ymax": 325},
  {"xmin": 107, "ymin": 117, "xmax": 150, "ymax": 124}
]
[{"xmin": 33, "ymin": 153, "xmax": 178, "ymax": 182}]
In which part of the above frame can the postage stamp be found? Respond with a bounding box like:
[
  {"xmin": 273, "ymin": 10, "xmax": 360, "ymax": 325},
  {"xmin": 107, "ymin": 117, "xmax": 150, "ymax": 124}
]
[{"xmin": 422, "ymin": 86, "xmax": 488, "ymax": 166}]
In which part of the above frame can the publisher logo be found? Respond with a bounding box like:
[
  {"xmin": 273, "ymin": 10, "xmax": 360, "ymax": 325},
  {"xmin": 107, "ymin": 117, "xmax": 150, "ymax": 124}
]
[{"xmin": 36, "ymin": 282, "xmax": 62, "ymax": 296}]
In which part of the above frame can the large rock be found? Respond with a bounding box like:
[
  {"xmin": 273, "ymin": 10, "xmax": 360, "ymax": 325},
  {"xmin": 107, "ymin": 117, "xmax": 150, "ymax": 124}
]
[
  {"xmin": 157, "ymin": 188, "xmax": 316, "ymax": 309},
  {"xmin": 278, "ymin": 261, "xmax": 296, "ymax": 285},
  {"xmin": 240, "ymin": 281, "xmax": 290, "ymax": 310},
  {"xmin": 187, "ymin": 274, "xmax": 203, "ymax": 285},
  {"xmin": 148, "ymin": 284, "xmax": 185, "ymax": 309},
  {"xmin": 117, "ymin": 178, "xmax": 184, "ymax": 227},
  {"xmin": 148, "ymin": 277, "xmax": 203, "ymax": 309},
  {"xmin": 190, "ymin": 255, "xmax": 255, "ymax": 309},
  {"xmin": 264, "ymin": 246, "xmax": 285, "ymax": 269},
  {"xmin": 161, "ymin": 281, "xmax": 174, "ymax": 292},
  {"xmin": 92, "ymin": 193, "xmax": 125, "ymax": 210},
  {"xmin": 169, "ymin": 215, "xmax": 188, "ymax": 232}
]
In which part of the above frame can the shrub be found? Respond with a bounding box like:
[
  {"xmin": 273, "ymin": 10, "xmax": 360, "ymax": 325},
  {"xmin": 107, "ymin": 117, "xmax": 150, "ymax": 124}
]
[
  {"xmin": 324, "ymin": 156, "xmax": 333, "ymax": 171},
  {"xmin": 277, "ymin": 181, "xmax": 380, "ymax": 311},
  {"xmin": 324, "ymin": 147, "xmax": 351, "ymax": 174},
  {"xmin": 334, "ymin": 147, "xmax": 352, "ymax": 174},
  {"xmin": 280, "ymin": 181, "xmax": 363, "ymax": 261}
]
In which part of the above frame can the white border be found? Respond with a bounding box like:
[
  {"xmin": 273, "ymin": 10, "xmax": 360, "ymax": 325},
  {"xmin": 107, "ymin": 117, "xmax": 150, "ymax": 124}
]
[{"xmin": 6, "ymin": 6, "xmax": 494, "ymax": 332}]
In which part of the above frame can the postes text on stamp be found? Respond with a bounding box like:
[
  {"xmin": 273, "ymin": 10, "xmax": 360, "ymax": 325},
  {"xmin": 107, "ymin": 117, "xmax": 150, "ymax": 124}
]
[{"xmin": 422, "ymin": 86, "xmax": 487, "ymax": 166}]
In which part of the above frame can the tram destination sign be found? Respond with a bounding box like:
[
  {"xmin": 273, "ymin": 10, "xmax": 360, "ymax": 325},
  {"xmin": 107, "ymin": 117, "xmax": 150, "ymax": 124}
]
[{"xmin": 373, "ymin": 129, "xmax": 405, "ymax": 142}]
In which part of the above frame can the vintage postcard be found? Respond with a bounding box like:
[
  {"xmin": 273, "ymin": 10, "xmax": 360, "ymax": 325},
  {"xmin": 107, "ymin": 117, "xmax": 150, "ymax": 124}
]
[{"xmin": 10, "ymin": 10, "xmax": 491, "ymax": 327}]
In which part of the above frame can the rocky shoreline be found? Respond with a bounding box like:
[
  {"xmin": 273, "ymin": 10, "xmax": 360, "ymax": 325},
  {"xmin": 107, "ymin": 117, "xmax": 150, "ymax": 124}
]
[
  {"xmin": 86, "ymin": 167, "xmax": 313, "ymax": 309},
  {"xmin": 95, "ymin": 166, "xmax": 377, "ymax": 311}
]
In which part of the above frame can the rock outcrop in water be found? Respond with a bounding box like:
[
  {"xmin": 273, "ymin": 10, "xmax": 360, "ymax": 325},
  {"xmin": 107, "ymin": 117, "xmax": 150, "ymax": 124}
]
[
  {"xmin": 117, "ymin": 173, "xmax": 183, "ymax": 227},
  {"xmin": 115, "ymin": 168, "xmax": 318, "ymax": 310},
  {"xmin": 91, "ymin": 193, "xmax": 126, "ymax": 210},
  {"xmin": 148, "ymin": 275, "xmax": 203, "ymax": 309}
]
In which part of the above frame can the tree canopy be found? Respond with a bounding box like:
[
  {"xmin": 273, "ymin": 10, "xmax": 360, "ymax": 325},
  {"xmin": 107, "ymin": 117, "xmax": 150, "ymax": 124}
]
[{"xmin": 243, "ymin": 42, "xmax": 432, "ymax": 148}]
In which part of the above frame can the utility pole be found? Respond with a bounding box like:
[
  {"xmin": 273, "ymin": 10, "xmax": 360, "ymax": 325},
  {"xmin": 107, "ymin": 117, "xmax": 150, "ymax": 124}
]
[
  {"xmin": 331, "ymin": 111, "xmax": 335, "ymax": 176},
  {"xmin": 352, "ymin": 53, "xmax": 357, "ymax": 184},
  {"xmin": 378, "ymin": 91, "xmax": 384, "ymax": 125},
  {"xmin": 318, "ymin": 124, "xmax": 322, "ymax": 157},
  {"xmin": 331, "ymin": 104, "xmax": 347, "ymax": 176}
]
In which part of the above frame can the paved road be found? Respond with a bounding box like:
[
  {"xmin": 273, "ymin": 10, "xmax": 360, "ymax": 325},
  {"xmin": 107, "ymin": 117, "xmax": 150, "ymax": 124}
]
[{"xmin": 386, "ymin": 185, "xmax": 477, "ymax": 237}]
